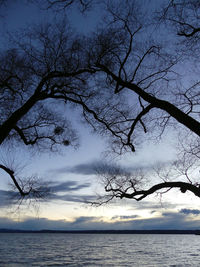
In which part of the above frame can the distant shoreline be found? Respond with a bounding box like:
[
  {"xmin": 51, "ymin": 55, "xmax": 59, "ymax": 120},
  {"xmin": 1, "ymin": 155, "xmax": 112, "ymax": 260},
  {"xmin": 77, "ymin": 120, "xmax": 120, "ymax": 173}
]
[{"xmin": 0, "ymin": 229, "xmax": 200, "ymax": 234}]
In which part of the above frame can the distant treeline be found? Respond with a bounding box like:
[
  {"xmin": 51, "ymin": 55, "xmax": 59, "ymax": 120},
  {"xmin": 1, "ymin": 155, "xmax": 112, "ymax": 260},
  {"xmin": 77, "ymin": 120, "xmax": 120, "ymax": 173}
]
[{"xmin": 0, "ymin": 229, "xmax": 200, "ymax": 234}]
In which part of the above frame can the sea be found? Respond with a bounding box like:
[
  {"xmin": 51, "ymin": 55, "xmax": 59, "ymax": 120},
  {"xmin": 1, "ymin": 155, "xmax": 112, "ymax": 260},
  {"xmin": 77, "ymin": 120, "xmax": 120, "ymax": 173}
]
[{"xmin": 0, "ymin": 233, "xmax": 200, "ymax": 266}]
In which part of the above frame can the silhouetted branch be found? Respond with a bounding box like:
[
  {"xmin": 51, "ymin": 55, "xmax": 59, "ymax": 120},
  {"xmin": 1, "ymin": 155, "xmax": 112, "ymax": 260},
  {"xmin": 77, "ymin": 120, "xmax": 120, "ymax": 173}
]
[
  {"xmin": 45, "ymin": 0, "xmax": 93, "ymax": 12},
  {"xmin": 97, "ymin": 64, "xmax": 200, "ymax": 137},
  {"xmin": 0, "ymin": 164, "xmax": 31, "ymax": 197},
  {"xmin": 117, "ymin": 182, "xmax": 200, "ymax": 201}
]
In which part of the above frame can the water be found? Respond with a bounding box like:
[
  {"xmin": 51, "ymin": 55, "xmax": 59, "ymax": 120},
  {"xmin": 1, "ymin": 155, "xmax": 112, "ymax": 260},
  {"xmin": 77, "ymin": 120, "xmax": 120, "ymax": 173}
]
[{"xmin": 0, "ymin": 233, "xmax": 200, "ymax": 266}]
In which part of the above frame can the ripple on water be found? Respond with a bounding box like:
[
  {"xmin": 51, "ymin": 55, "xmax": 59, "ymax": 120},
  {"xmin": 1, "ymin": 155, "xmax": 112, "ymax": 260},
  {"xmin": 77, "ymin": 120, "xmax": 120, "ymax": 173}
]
[{"xmin": 0, "ymin": 234, "xmax": 200, "ymax": 266}]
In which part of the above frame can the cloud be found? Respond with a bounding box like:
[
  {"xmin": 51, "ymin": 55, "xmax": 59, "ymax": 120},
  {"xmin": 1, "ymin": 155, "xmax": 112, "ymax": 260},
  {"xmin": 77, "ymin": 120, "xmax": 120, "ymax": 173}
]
[
  {"xmin": 52, "ymin": 160, "xmax": 145, "ymax": 176},
  {"xmin": 71, "ymin": 216, "xmax": 97, "ymax": 225},
  {"xmin": 0, "ymin": 217, "xmax": 71, "ymax": 231},
  {"xmin": 115, "ymin": 211, "xmax": 200, "ymax": 230},
  {"xmin": 180, "ymin": 209, "xmax": 200, "ymax": 215},
  {"xmin": 111, "ymin": 215, "xmax": 139, "ymax": 220},
  {"xmin": 0, "ymin": 189, "xmax": 21, "ymax": 207},
  {"xmin": 54, "ymin": 161, "xmax": 100, "ymax": 175},
  {"xmin": 0, "ymin": 180, "xmax": 94, "ymax": 207},
  {"xmin": 46, "ymin": 180, "xmax": 95, "ymax": 203},
  {"xmin": 127, "ymin": 200, "xmax": 180, "ymax": 211},
  {"xmin": 1, "ymin": 209, "xmax": 200, "ymax": 231},
  {"xmin": 0, "ymin": 216, "xmax": 105, "ymax": 231},
  {"xmin": 49, "ymin": 193, "xmax": 96, "ymax": 203},
  {"xmin": 52, "ymin": 156, "xmax": 175, "ymax": 183},
  {"xmin": 49, "ymin": 181, "xmax": 91, "ymax": 193}
]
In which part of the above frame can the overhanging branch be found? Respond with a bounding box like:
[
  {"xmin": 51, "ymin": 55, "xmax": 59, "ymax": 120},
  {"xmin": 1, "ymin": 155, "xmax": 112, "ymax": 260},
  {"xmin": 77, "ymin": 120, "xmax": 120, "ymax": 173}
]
[
  {"xmin": 0, "ymin": 164, "xmax": 30, "ymax": 197},
  {"xmin": 97, "ymin": 64, "xmax": 200, "ymax": 137},
  {"xmin": 115, "ymin": 181, "xmax": 200, "ymax": 201}
]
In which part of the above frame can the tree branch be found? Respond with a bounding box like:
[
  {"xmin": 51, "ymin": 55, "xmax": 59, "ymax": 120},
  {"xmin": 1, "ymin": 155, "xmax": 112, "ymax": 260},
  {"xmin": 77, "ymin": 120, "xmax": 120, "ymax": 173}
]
[
  {"xmin": 0, "ymin": 68, "xmax": 96, "ymax": 145},
  {"xmin": 127, "ymin": 104, "xmax": 154, "ymax": 145},
  {"xmin": 108, "ymin": 181, "xmax": 200, "ymax": 201},
  {"xmin": 0, "ymin": 164, "xmax": 30, "ymax": 197},
  {"xmin": 97, "ymin": 64, "xmax": 200, "ymax": 137}
]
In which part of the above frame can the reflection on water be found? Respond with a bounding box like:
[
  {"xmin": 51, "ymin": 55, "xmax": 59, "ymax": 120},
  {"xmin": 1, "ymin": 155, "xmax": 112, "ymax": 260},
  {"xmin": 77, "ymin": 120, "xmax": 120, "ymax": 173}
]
[{"xmin": 0, "ymin": 233, "xmax": 200, "ymax": 266}]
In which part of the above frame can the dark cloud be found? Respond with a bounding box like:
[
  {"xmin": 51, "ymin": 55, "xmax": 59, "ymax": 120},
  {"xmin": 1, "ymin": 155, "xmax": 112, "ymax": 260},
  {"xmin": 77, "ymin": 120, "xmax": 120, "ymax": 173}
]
[
  {"xmin": 180, "ymin": 209, "xmax": 200, "ymax": 215},
  {"xmin": 0, "ymin": 180, "xmax": 94, "ymax": 207},
  {"xmin": 49, "ymin": 181, "xmax": 91, "ymax": 193},
  {"xmin": 52, "ymin": 160, "xmax": 143, "ymax": 176},
  {"xmin": 49, "ymin": 193, "xmax": 96, "ymax": 203},
  {"xmin": 51, "ymin": 159, "xmax": 175, "ymax": 191},
  {"xmin": 54, "ymin": 161, "xmax": 101, "ymax": 175},
  {"xmin": 0, "ymin": 189, "xmax": 21, "ymax": 207},
  {"xmin": 112, "ymin": 211, "xmax": 200, "ymax": 230},
  {"xmin": 46, "ymin": 180, "xmax": 94, "ymax": 203},
  {"xmin": 0, "ymin": 216, "xmax": 105, "ymax": 231},
  {"xmin": 0, "ymin": 217, "xmax": 71, "ymax": 231},
  {"xmin": 71, "ymin": 216, "xmax": 96, "ymax": 225}
]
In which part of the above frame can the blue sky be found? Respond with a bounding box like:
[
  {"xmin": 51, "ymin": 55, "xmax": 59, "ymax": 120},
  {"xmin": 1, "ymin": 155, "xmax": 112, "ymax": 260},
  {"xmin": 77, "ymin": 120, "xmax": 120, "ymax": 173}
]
[{"xmin": 0, "ymin": 0, "xmax": 200, "ymax": 230}]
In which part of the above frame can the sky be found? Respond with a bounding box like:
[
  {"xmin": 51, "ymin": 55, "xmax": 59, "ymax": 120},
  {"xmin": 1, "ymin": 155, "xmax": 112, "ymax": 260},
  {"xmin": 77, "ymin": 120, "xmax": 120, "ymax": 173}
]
[{"xmin": 0, "ymin": 0, "xmax": 200, "ymax": 231}]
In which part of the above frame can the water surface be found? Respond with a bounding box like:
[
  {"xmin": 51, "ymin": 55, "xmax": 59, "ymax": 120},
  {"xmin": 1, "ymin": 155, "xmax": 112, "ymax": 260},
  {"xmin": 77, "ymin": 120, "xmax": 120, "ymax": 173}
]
[{"xmin": 0, "ymin": 233, "xmax": 200, "ymax": 266}]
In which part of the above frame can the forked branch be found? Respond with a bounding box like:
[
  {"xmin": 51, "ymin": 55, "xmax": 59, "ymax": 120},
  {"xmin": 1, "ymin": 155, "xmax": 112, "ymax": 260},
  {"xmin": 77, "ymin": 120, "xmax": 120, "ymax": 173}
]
[
  {"xmin": 0, "ymin": 164, "xmax": 49, "ymax": 199},
  {"xmin": 92, "ymin": 180, "xmax": 200, "ymax": 206},
  {"xmin": 0, "ymin": 164, "xmax": 30, "ymax": 196},
  {"xmin": 106, "ymin": 181, "xmax": 200, "ymax": 202}
]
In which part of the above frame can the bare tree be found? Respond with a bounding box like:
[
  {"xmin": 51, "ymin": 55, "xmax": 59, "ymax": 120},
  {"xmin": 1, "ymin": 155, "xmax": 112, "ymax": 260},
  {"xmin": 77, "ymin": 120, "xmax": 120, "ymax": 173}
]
[
  {"xmin": 0, "ymin": 0, "xmax": 200, "ymax": 204},
  {"xmin": 0, "ymin": 17, "xmax": 131, "ymax": 200},
  {"xmin": 84, "ymin": 0, "xmax": 200, "ymax": 203}
]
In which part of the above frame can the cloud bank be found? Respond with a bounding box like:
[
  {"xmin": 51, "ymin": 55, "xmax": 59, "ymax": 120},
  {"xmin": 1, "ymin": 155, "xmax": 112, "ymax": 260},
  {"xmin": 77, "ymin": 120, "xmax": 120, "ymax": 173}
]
[{"xmin": 1, "ymin": 209, "xmax": 200, "ymax": 231}]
